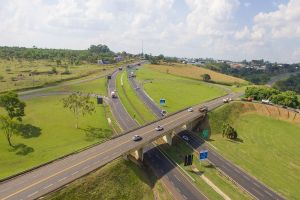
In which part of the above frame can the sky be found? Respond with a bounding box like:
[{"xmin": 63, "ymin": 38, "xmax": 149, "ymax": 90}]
[{"xmin": 0, "ymin": 0, "xmax": 299, "ymax": 63}]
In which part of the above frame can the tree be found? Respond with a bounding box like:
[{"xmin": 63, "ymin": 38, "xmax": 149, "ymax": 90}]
[
  {"xmin": 0, "ymin": 115, "xmax": 19, "ymax": 147},
  {"xmin": 222, "ymin": 123, "xmax": 237, "ymax": 139},
  {"xmin": 62, "ymin": 92, "xmax": 96, "ymax": 128},
  {"xmin": 0, "ymin": 92, "xmax": 26, "ymax": 121},
  {"xmin": 201, "ymin": 74, "xmax": 211, "ymax": 82}
]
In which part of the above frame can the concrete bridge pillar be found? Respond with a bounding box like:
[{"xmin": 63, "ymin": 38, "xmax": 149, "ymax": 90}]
[
  {"xmin": 163, "ymin": 132, "xmax": 173, "ymax": 145},
  {"xmin": 130, "ymin": 148, "xmax": 144, "ymax": 161}
]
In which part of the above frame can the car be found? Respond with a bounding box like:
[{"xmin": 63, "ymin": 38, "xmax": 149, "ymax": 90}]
[
  {"xmin": 155, "ymin": 125, "xmax": 164, "ymax": 131},
  {"xmin": 223, "ymin": 98, "xmax": 229, "ymax": 103},
  {"xmin": 198, "ymin": 106, "xmax": 208, "ymax": 113},
  {"xmin": 182, "ymin": 135, "xmax": 189, "ymax": 141},
  {"xmin": 187, "ymin": 107, "xmax": 193, "ymax": 112},
  {"xmin": 132, "ymin": 135, "xmax": 142, "ymax": 141},
  {"xmin": 160, "ymin": 110, "xmax": 167, "ymax": 116}
]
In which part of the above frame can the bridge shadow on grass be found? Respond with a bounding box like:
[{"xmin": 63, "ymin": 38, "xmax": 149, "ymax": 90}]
[
  {"xmin": 227, "ymin": 137, "xmax": 244, "ymax": 143},
  {"xmin": 80, "ymin": 126, "xmax": 112, "ymax": 141},
  {"xmin": 9, "ymin": 143, "xmax": 34, "ymax": 155},
  {"xmin": 16, "ymin": 124, "xmax": 42, "ymax": 139}
]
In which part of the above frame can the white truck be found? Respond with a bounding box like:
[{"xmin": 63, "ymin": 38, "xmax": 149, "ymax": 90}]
[{"xmin": 111, "ymin": 91, "xmax": 117, "ymax": 98}]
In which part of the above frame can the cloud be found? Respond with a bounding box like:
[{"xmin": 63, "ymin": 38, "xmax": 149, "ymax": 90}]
[{"xmin": 0, "ymin": 0, "xmax": 299, "ymax": 63}]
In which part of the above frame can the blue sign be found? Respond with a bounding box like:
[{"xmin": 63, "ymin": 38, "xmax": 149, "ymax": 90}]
[
  {"xmin": 199, "ymin": 150, "xmax": 208, "ymax": 161},
  {"xmin": 160, "ymin": 98, "xmax": 166, "ymax": 105}
]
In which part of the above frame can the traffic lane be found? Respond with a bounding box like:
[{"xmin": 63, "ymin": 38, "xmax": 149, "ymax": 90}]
[
  {"xmin": 144, "ymin": 148, "xmax": 207, "ymax": 200},
  {"xmin": 0, "ymin": 138, "xmax": 134, "ymax": 200},
  {"xmin": 178, "ymin": 132, "xmax": 284, "ymax": 200},
  {"xmin": 128, "ymin": 77, "xmax": 162, "ymax": 117}
]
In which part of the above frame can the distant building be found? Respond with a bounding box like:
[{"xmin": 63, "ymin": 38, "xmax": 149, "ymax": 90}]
[
  {"xmin": 114, "ymin": 55, "xmax": 123, "ymax": 62},
  {"xmin": 97, "ymin": 59, "xmax": 110, "ymax": 64}
]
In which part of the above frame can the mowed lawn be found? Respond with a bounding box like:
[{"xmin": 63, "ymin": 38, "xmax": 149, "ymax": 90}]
[
  {"xmin": 147, "ymin": 63, "xmax": 248, "ymax": 85},
  {"xmin": 0, "ymin": 95, "xmax": 112, "ymax": 179},
  {"xmin": 46, "ymin": 159, "xmax": 154, "ymax": 200},
  {"xmin": 136, "ymin": 66, "xmax": 226, "ymax": 113},
  {"xmin": 210, "ymin": 112, "xmax": 300, "ymax": 199}
]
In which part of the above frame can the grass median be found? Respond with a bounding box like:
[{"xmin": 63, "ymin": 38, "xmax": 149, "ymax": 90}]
[{"xmin": 136, "ymin": 65, "xmax": 227, "ymax": 113}]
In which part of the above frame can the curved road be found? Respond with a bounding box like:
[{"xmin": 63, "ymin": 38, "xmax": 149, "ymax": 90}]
[
  {"xmin": 127, "ymin": 67, "xmax": 285, "ymax": 200},
  {"xmin": 107, "ymin": 69, "xmax": 208, "ymax": 200}
]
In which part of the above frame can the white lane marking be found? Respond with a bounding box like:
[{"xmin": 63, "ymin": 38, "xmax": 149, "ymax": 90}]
[
  {"xmin": 264, "ymin": 189, "xmax": 273, "ymax": 197},
  {"xmin": 243, "ymin": 175, "xmax": 250, "ymax": 180},
  {"xmin": 103, "ymin": 155, "xmax": 109, "ymax": 160},
  {"xmin": 43, "ymin": 184, "xmax": 53, "ymax": 189},
  {"xmin": 27, "ymin": 191, "xmax": 38, "ymax": 198},
  {"xmin": 253, "ymin": 182, "xmax": 260, "ymax": 187},
  {"xmin": 58, "ymin": 177, "xmax": 67, "ymax": 182},
  {"xmin": 174, "ymin": 175, "xmax": 181, "ymax": 182},
  {"xmin": 94, "ymin": 160, "xmax": 101, "ymax": 165},
  {"xmin": 83, "ymin": 165, "xmax": 90, "ymax": 170},
  {"xmin": 71, "ymin": 171, "xmax": 79, "ymax": 176},
  {"xmin": 253, "ymin": 188, "xmax": 264, "ymax": 197},
  {"xmin": 233, "ymin": 168, "xmax": 241, "ymax": 174},
  {"xmin": 182, "ymin": 195, "xmax": 188, "ymax": 199}
]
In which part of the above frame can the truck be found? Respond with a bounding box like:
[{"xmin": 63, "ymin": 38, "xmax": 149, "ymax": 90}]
[
  {"xmin": 199, "ymin": 106, "xmax": 208, "ymax": 113},
  {"xmin": 111, "ymin": 91, "xmax": 117, "ymax": 98}
]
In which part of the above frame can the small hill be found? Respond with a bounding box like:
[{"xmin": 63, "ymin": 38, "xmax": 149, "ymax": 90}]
[
  {"xmin": 148, "ymin": 63, "xmax": 248, "ymax": 85},
  {"xmin": 203, "ymin": 102, "xmax": 300, "ymax": 199}
]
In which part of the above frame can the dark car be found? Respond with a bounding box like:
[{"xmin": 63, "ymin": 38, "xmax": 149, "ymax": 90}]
[{"xmin": 132, "ymin": 135, "xmax": 142, "ymax": 141}]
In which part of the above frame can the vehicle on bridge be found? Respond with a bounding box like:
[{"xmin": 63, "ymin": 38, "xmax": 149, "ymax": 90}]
[
  {"xmin": 155, "ymin": 125, "xmax": 164, "ymax": 131},
  {"xmin": 198, "ymin": 106, "xmax": 208, "ymax": 113},
  {"xmin": 132, "ymin": 135, "xmax": 142, "ymax": 141}
]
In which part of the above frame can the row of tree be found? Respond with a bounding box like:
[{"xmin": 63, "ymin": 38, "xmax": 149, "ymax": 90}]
[
  {"xmin": 274, "ymin": 73, "xmax": 300, "ymax": 94},
  {"xmin": 245, "ymin": 86, "xmax": 299, "ymax": 108},
  {"xmin": 0, "ymin": 44, "xmax": 117, "ymax": 64}
]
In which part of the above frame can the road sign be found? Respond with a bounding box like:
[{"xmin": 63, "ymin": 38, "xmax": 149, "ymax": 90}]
[
  {"xmin": 184, "ymin": 154, "xmax": 193, "ymax": 166},
  {"xmin": 202, "ymin": 129, "xmax": 209, "ymax": 139},
  {"xmin": 97, "ymin": 96, "xmax": 103, "ymax": 104},
  {"xmin": 199, "ymin": 150, "xmax": 208, "ymax": 161},
  {"xmin": 160, "ymin": 98, "xmax": 166, "ymax": 106}
]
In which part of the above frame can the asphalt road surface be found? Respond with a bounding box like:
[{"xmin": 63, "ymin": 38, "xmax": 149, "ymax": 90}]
[
  {"xmin": 128, "ymin": 72, "xmax": 285, "ymax": 200},
  {"xmin": 0, "ymin": 67, "xmax": 209, "ymax": 200},
  {"xmin": 108, "ymin": 69, "xmax": 208, "ymax": 200}
]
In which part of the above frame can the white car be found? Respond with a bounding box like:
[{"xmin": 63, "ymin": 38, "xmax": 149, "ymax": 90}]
[
  {"xmin": 155, "ymin": 125, "xmax": 164, "ymax": 131},
  {"xmin": 187, "ymin": 107, "xmax": 193, "ymax": 112},
  {"xmin": 132, "ymin": 135, "xmax": 142, "ymax": 141},
  {"xmin": 160, "ymin": 110, "xmax": 167, "ymax": 116},
  {"xmin": 182, "ymin": 135, "xmax": 189, "ymax": 141}
]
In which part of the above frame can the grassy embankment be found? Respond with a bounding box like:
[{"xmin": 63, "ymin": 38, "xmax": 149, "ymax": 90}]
[
  {"xmin": 0, "ymin": 58, "xmax": 119, "ymax": 93},
  {"xmin": 205, "ymin": 102, "xmax": 300, "ymax": 199},
  {"xmin": 117, "ymin": 66, "xmax": 251, "ymax": 199},
  {"xmin": 45, "ymin": 159, "xmax": 154, "ymax": 200},
  {"xmin": 136, "ymin": 65, "xmax": 227, "ymax": 113},
  {"xmin": 116, "ymin": 71, "xmax": 156, "ymax": 124},
  {"xmin": 0, "ymin": 76, "xmax": 115, "ymax": 179},
  {"xmin": 148, "ymin": 63, "xmax": 248, "ymax": 85}
]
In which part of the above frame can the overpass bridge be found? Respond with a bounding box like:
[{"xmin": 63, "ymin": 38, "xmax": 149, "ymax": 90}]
[{"xmin": 0, "ymin": 79, "xmax": 209, "ymax": 200}]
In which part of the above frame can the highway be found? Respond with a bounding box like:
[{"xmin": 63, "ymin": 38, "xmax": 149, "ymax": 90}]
[
  {"xmin": 107, "ymin": 69, "xmax": 208, "ymax": 200},
  {"xmin": 128, "ymin": 69, "xmax": 285, "ymax": 200},
  {"xmin": 0, "ymin": 68, "xmax": 209, "ymax": 200}
]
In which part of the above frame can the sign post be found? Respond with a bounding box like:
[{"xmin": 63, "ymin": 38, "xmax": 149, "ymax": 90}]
[
  {"xmin": 160, "ymin": 98, "xmax": 166, "ymax": 106},
  {"xmin": 199, "ymin": 150, "xmax": 208, "ymax": 170}
]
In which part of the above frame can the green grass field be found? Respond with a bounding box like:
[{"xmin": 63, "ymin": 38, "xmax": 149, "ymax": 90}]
[
  {"xmin": 116, "ymin": 71, "xmax": 156, "ymax": 124},
  {"xmin": 0, "ymin": 58, "xmax": 116, "ymax": 93},
  {"xmin": 159, "ymin": 138, "xmax": 252, "ymax": 200},
  {"xmin": 45, "ymin": 159, "xmax": 154, "ymax": 200},
  {"xmin": 0, "ymin": 95, "xmax": 112, "ymax": 179},
  {"xmin": 208, "ymin": 103, "xmax": 300, "ymax": 199},
  {"xmin": 136, "ymin": 65, "xmax": 226, "ymax": 113}
]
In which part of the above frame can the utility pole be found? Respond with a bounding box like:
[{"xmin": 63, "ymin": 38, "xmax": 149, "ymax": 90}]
[{"xmin": 141, "ymin": 40, "xmax": 144, "ymax": 59}]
